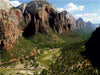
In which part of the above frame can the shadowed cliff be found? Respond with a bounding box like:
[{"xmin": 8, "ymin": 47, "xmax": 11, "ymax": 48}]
[
  {"xmin": 83, "ymin": 27, "xmax": 100, "ymax": 68},
  {"xmin": 22, "ymin": 15, "xmax": 36, "ymax": 37}
]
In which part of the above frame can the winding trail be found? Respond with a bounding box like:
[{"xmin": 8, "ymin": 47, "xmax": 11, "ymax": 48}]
[{"xmin": 37, "ymin": 48, "xmax": 61, "ymax": 69}]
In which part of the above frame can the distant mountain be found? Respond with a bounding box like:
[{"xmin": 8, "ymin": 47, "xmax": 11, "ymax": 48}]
[
  {"xmin": 61, "ymin": 12, "xmax": 95, "ymax": 30},
  {"xmin": 86, "ymin": 21, "xmax": 96, "ymax": 29},
  {"xmin": 76, "ymin": 18, "xmax": 96, "ymax": 30},
  {"xmin": 77, "ymin": 18, "xmax": 84, "ymax": 22},
  {"xmin": 76, "ymin": 18, "xmax": 88, "ymax": 28},
  {"xmin": 94, "ymin": 24, "xmax": 99, "ymax": 28}
]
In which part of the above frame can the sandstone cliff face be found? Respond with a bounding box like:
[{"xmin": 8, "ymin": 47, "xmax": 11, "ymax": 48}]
[
  {"xmin": 19, "ymin": 1, "xmax": 71, "ymax": 37},
  {"xmin": 0, "ymin": 10, "xmax": 18, "ymax": 50},
  {"xmin": 0, "ymin": 0, "xmax": 90, "ymax": 50},
  {"xmin": 61, "ymin": 11, "xmax": 77, "ymax": 30},
  {"xmin": 0, "ymin": 0, "xmax": 12, "ymax": 12},
  {"xmin": 0, "ymin": 9, "xmax": 24, "ymax": 50}
]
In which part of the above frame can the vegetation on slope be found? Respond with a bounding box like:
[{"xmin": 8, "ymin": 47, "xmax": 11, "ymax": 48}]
[
  {"xmin": 46, "ymin": 41, "xmax": 100, "ymax": 75},
  {"xmin": 0, "ymin": 28, "xmax": 95, "ymax": 75},
  {"xmin": 0, "ymin": 30, "xmax": 90, "ymax": 63}
]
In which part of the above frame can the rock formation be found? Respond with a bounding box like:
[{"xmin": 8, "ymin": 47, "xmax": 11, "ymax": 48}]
[
  {"xmin": 0, "ymin": 0, "xmax": 94, "ymax": 50},
  {"xmin": 0, "ymin": 0, "xmax": 12, "ymax": 12},
  {"xmin": 18, "ymin": 0, "xmax": 71, "ymax": 37},
  {"xmin": 0, "ymin": 10, "xmax": 19, "ymax": 50},
  {"xmin": 86, "ymin": 21, "xmax": 95, "ymax": 29},
  {"xmin": 0, "ymin": 0, "xmax": 70, "ymax": 50},
  {"xmin": 76, "ymin": 18, "xmax": 88, "ymax": 28},
  {"xmin": 0, "ymin": 0, "xmax": 24, "ymax": 50},
  {"xmin": 61, "ymin": 10, "xmax": 77, "ymax": 30},
  {"xmin": 17, "ymin": 3, "xmax": 28, "ymax": 14}
]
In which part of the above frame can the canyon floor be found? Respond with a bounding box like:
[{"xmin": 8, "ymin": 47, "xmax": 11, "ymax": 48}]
[{"xmin": 0, "ymin": 30, "xmax": 100, "ymax": 75}]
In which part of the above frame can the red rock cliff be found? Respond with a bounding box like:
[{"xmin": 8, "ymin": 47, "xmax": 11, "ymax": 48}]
[{"xmin": 0, "ymin": 9, "xmax": 24, "ymax": 50}]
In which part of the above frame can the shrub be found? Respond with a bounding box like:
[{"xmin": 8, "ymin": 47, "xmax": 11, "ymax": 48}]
[{"xmin": 40, "ymin": 69, "xmax": 48, "ymax": 75}]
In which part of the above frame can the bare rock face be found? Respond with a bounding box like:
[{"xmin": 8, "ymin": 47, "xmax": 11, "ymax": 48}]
[
  {"xmin": 35, "ymin": 5, "xmax": 69, "ymax": 34},
  {"xmin": 0, "ymin": 9, "xmax": 24, "ymax": 50},
  {"xmin": 9, "ymin": 9, "xmax": 24, "ymax": 25},
  {"xmin": 0, "ymin": 0, "xmax": 24, "ymax": 50},
  {"xmin": 0, "ymin": 0, "xmax": 12, "ymax": 12},
  {"xmin": 61, "ymin": 11, "xmax": 77, "ymax": 30},
  {"xmin": 17, "ymin": 3, "xmax": 28, "ymax": 14},
  {"xmin": 18, "ymin": 1, "xmax": 71, "ymax": 37},
  {"xmin": 86, "ymin": 21, "xmax": 96, "ymax": 29},
  {"xmin": 1, "ymin": 0, "xmax": 89, "ymax": 50},
  {"xmin": 0, "ymin": 10, "xmax": 19, "ymax": 50}
]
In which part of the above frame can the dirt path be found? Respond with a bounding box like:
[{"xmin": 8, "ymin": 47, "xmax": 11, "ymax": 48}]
[{"xmin": 37, "ymin": 48, "xmax": 60, "ymax": 69}]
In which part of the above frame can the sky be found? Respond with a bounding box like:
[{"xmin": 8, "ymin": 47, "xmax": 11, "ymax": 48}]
[{"xmin": 9, "ymin": 0, "xmax": 100, "ymax": 24}]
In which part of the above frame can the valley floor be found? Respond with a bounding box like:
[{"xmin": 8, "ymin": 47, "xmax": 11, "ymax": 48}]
[
  {"xmin": 1, "ymin": 31, "xmax": 100, "ymax": 75},
  {"xmin": 0, "ymin": 48, "xmax": 61, "ymax": 75}
]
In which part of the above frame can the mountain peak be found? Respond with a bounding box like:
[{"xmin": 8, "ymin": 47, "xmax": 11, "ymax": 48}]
[
  {"xmin": 34, "ymin": 0, "xmax": 48, "ymax": 5},
  {"xmin": 77, "ymin": 18, "xmax": 84, "ymax": 22},
  {"xmin": 0, "ymin": 0, "xmax": 12, "ymax": 11},
  {"xmin": 86, "ymin": 21, "xmax": 96, "ymax": 29},
  {"xmin": 61, "ymin": 10, "xmax": 68, "ymax": 15},
  {"xmin": 87, "ymin": 21, "xmax": 92, "ymax": 24},
  {"xmin": 35, "ymin": 0, "xmax": 47, "ymax": 1}
]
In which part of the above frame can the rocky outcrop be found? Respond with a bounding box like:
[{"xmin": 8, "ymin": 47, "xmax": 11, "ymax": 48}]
[
  {"xmin": 17, "ymin": 3, "xmax": 28, "ymax": 14},
  {"xmin": 76, "ymin": 18, "xmax": 88, "ymax": 28},
  {"xmin": 0, "ymin": 0, "xmax": 24, "ymax": 50},
  {"xmin": 0, "ymin": 0, "xmax": 71, "ymax": 50},
  {"xmin": 61, "ymin": 11, "xmax": 77, "ymax": 30},
  {"xmin": 1, "ymin": 0, "xmax": 93, "ymax": 50},
  {"xmin": 0, "ymin": 0, "xmax": 12, "ymax": 12},
  {"xmin": 0, "ymin": 10, "xmax": 18, "ymax": 50},
  {"xmin": 19, "ymin": 0, "xmax": 71, "ymax": 37}
]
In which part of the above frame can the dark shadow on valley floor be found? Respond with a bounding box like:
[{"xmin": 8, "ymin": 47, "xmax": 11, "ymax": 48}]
[{"xmin": 82, "ymin": 27, "xmax": 100, "ymax": 69}]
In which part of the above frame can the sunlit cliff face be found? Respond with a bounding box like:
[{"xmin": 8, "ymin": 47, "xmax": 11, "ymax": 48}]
[{"xmin": 0, "ymin": 0, "xmax": 12, "ymax": 12}]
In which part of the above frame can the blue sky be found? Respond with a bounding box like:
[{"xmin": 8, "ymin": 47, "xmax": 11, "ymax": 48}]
[{"xmin": 9, "ymin": 0, "xmax": 100, "ymax": 24}]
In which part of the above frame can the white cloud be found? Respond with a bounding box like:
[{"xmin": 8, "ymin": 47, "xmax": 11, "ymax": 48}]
[
  {"xmin": 10, "ymin": 1, "xmax": 21, "ymax": 7},
  {"xmin": 74, "ymin": 13, "xmax": 100, "ymax": 23},
  {"xmin": 57, "ymin": 8, "xmax": 64, "ymax": 12},
  {"xmin": 57, "ymin": 3, "xmax": 84, "ymax": 12}
]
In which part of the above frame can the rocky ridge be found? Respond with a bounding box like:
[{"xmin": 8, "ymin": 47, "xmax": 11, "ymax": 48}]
[
  {"xmin": 61, "ymin": 10, "xmax": 77, "ymax": 30},
  {"xmin": 0, "ymin": 0, "xmax": 93, "ymax": 50},
  {"xmin": 19, "ymin": 0, "xmax": 72, "ymax": 37},
  {"xmin": 86, "ymin": 21, "xmax": 96, "ymax": 29},
  {"xmin": 76, "ymin": 18, "xmax": 88, "ymax": 28}
]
